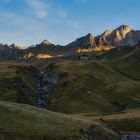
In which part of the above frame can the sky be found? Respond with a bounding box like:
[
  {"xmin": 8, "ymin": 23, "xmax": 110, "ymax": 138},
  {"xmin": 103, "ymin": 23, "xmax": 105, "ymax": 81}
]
[{"xmin": 0, "ymin": 0, "xmax": 140, "ymax": 47}]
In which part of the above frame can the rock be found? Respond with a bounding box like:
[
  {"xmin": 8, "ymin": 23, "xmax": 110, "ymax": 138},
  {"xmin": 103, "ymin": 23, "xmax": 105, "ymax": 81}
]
[
  {"xmin": 66, "ymin": 33, "xmax": 96, "ymax": 49},
  {"xmin": 80, "ymin": 124, "xmax": 120, "ymax": 140},
  {"xmin": 95, "ymin": 25, "xmax": 132, "ymax": 48}
]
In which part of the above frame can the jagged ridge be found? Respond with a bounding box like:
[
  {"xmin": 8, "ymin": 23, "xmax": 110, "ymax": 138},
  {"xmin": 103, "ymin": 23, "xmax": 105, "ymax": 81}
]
[{"xmin": 0, "ymin": 25, "xmax": 140, "ymax": 60}]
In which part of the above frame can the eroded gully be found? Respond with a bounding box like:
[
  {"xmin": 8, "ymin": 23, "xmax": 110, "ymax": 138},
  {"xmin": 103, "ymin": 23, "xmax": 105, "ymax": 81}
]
[{"xmin": 33, "ymin": 68, "xmax": 59, "ymax": 109}]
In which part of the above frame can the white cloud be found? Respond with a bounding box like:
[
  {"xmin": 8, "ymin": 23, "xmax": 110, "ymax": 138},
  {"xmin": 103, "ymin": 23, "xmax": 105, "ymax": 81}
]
[
  {"xmin": 76, "ymin": 0, "xmax": 87, "ymax": 3},
  {"xmin": 0, "ymin": 10, "xmax": 50, "ymax": 46},
  {"xmin": 0, "ymin": 0, "xmax": 85, "ymax": 46},
  {"xmin": 26, "ymin": 0, "xmax": 49, "ymax": 19}
]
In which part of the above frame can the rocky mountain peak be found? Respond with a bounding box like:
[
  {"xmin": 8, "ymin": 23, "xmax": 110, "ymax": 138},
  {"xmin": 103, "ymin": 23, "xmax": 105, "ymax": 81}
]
[
  {"xmin": 95, "ymin": 25, "xmax": 134, "ymax": 47},
  {"xmin": 87, "ymin": 33, "xmax": 94, "ymax": 38},
  {"xmin": 103, "ymin": 30, "xmax": 113, "ymax": 36},
  {"xmin": 66, "ymin": 33, "xmax": 95, "ymax": 49},
  {"xmin": 9, "ymin": 44, "xmax": 25, "ymax": 50},
  {"xmin": 118, "ymin": 25, "xmax": 132, "ymax": 31},
  {"xmin": 86, "ymin": 33, "xmax": 95, "ymax": 44},
  {"xmin": 41, "ymin": 39, "xmax": 53, "ymax": 46},
  {"xmin": 10, "ymin": 44, "xmax": 16, "ymax": 48},
  {"xmin": 116, "ymin": 25, "xmax": 132, "ymax": 38}
]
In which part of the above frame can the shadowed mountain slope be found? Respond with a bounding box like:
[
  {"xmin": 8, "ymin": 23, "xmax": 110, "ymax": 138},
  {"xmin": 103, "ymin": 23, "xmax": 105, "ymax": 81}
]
[
  {"xmin": 47, "ymin": 59, "xmax": 140, "ymax": 115},
  {"xmin": 110, "ymin": 45, "xmax": 140, "ymax": 81},
  {"xmin": 0, "ymin": 61, "xmax": 37, "ymax": 105}
]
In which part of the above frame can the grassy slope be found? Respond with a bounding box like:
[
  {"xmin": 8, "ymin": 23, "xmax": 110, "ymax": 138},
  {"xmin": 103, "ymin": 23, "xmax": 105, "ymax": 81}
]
[
  {"xmin": 0, "ymin": 61, "xmax": 120, "ymax": 140},
  {"xmin": 77, "ymin": 109, "xmax": 140, "ymax": 132},
  {"xmin": 48, "ymin": 60, "xmax": 140, "ymax": 115},
  {"xmin": 104, "ymin": 47, "xmax": 135, "ymax": 60},
  {"xmin": 0, "ymin": 101, "xmax": 119, "ymax": 140},
  {"xmin": 104, "ymin": 47, "xmax": 140, "ymax": 132},
  {"xmin": 0, "ymin": 61, "xmax": 37, "ymax": 105},
  {"xmin": 47, "ymin": 48, "xmax": 140, "ymax": 132},
  {"xmin": 110, "ymin": 47, "xmax": 140, "ymax": 81}
]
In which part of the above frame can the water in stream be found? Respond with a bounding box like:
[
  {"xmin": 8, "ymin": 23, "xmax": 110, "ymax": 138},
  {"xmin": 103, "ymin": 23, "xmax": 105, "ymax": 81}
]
[
  {"xmin": 34, "ymin": 69, "xmax": 58, "ymax": 109},
  {"xmin": 34, "ymin": 70, "xmax": 50, "ymax": 108},
  {"xmin": 121, "ymin": 133, "xmax": 140, "ymax": 140}
]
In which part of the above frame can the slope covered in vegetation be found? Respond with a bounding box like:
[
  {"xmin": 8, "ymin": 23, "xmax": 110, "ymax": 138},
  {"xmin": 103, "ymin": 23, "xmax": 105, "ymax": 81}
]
[
  {"xmin": 48, "ymin": 60, "xmax": 140, "ymax": 115},
  {"xmin": 0, "ymin": 61, "xmax": 37, "ymax": 105},
  {"xmin": 0, "ymin": 101, "xmax": 120, "ymax": 140}
]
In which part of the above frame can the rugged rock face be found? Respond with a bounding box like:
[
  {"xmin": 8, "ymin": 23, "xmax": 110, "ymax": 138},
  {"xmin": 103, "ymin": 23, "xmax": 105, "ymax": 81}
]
[
  {"xmin": 36, "ymin": 39, "xmax": 54, "ymax": 49},
  {"xmin": 67, "ymin": 33, "xmax": 96, "ymax": 49},
  {"xmin": 41, "ymin": 39, "xmax": 53, "ymax": 46},
  {"xmin": 20, "ymin": 39, "xmax": 55, "ymax": 59},
  {"xmin": 95, "ymin": 25, "xmax": 132, "ymax": 47},
  {"xmin": 120, "ymin": 30, "xmax": 140, "ymax": 46},
  {"xmin": 26, "ymin": 39, "xmax": 54, "ymax": 53}
]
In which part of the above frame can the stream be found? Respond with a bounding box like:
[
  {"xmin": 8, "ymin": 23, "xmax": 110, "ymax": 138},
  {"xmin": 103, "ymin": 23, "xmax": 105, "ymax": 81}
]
[
  {"xmin": 121, "ymin": 133, "xmax": 140, "ymax": 140},
  {"xmin": 33, "ymin": 68, "xmax": 59, "ymax": 109},
  {"xmin": 34, "ymin": 70, "xmax": 50, "ymax": 108}
]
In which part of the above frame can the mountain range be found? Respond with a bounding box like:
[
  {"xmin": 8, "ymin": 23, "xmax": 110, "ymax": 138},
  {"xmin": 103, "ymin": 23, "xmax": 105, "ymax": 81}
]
[{"xmin": 0, "ymin": 25, "xmax": 140, "ymax": 60}]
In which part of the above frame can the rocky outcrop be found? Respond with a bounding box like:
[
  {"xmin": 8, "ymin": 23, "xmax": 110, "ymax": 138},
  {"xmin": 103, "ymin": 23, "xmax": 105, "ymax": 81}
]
[
  {"xmin": 66, "ymin": 33, "xmax": 96, "ymax": 49},
  {"xmin": 41, "ymin": 39, "xmax": 53, "ymax": 46},
  {"xmin": 36, "ymin": 39, "xmax": 54, "ymax": 49},
  {"xmin": 80, "ymin": 123, "xmax": 120, "ymax": 140},
  {"xmin": 120, "ymin": 30, "xmax": 140, "ymax": 46},
  {"xmin": 95, "ymin": 25, "xmax": 132, "ymax": 47}
]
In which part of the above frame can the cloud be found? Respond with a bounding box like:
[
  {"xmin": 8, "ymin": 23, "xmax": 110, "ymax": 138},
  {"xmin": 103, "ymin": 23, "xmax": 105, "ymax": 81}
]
[
  {"xmin": 0, "ymin": 0, "xmax": 84, "ymax": 46},
  {"xmin": 0, "ymin": 10, "xmax": 50, "ymax": 46},
  {"xmin": 26, "ymin": 0, "xmax": 49, "ymax": 19},
  {"xmin": 76, "ymin": 0, "xmax": 87, "ymax": 3}
]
